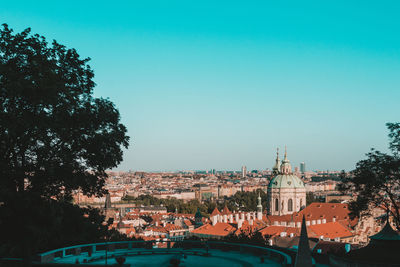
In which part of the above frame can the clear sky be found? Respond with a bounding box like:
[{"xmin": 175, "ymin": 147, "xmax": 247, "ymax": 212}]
[{"xmin": 2, "ymin": 1, "xmax": 400, "ymax": 172}]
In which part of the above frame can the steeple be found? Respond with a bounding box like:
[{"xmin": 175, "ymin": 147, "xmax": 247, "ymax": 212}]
[
  {"xmin": 272, "ymin": 148, "xmax": 281, "ymax": 175},
  {"xmin": 284, "ymin": 145, "xmax": 288, "ymax": 161},
  {"xmin": 295, "ymin": 215, "xmax": 313, "ymax": 267},
  {"xmin": 280, "ymin": 146, "xmax": 292, "ymax": 174},
  {"xmin": 257, "ymin": 192, "xmax": 263, "ymax": 220}
]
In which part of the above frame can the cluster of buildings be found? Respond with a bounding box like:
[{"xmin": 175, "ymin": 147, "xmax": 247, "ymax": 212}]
[
  {"xmin": 73, "ymin": 150, "xmax": 343, "ymax": 206},
  {"xmin": 97, "ymin": 149, "xmax": 393, "ymax": 253}
]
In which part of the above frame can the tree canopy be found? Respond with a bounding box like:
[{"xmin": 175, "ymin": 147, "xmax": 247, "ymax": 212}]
[
  {"xmin": 0, "ymin": 24, "xmax": 129, "ymax": 258},
  {"xmin": 339, "ymin": 123, "xmax": 400, "ymax": 230}
]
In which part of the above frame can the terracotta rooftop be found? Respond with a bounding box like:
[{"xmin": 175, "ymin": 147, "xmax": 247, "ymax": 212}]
[
  {"xmin": 264, "ymin": 202, "xmax": 357, "ymax": 227},
  {"xmin": 192, "ymin": 222, "xmax": 236, "ymax": 237},
  {"xmin": 210, "ymin": 207, "xmax": 221, "ymax": 217},
  {"xmin": 221, "ymin": 206, "xmax": 232, "ymax": 215},
  {"xmin": 308, "ymin": 222, "xmax": 353, "ymax": 239}
]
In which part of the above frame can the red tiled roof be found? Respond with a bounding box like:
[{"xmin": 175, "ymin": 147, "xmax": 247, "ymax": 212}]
[
  {"xmin": 264, "ymin": 203, "xmax": 357, "ymax": 227},
  {"xmin": 259, "ymin": 226, "xmax": 300, "ymax": 237},
  {"xmin": 309, "ymin": 222, "xmax": 353, "ymax": 239},
  {"xmin": 221, "ymin": 206, "xmax": 232, "ymax": 215},
  {"xmin": 184, "ymin": 219, "xmax": 193, "ymax": 227},
  {"xmin": 234, "ymin": 220, "xmax": 266, "ymax": 235},
  {"xmin": 192, "ymin": 222, "xmax": 236, "ymax": 237},
  {"xmin": 258, "ymin": 221, "xmax": 353, "ymax": 240},
  {"xmin": 210, "ymin": 207, "xmax": 221, "ymax": 217}
]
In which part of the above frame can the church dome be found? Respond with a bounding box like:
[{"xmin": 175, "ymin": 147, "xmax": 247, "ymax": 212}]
[{"xmin": 268, "ymin": 174, "xmax": 305, "ymax": 189}]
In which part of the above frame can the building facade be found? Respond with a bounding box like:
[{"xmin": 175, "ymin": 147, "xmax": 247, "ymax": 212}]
[{"xmin": 267, "ymin": 148, "xmax": 306, "ymax": 215}]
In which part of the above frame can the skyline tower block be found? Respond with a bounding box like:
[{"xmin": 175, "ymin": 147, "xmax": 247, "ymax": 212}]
[
  {"xmin": 241, "ymin": 165, "xmax": 247, "ymax": 178},
  {"xmin": 300, "ymin": 162, "xmax": 306, "ymax": 173}
]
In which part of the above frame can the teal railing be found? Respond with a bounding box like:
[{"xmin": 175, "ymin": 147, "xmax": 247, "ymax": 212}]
[{"xmin": 38, "ymin": 240, "xmax": 292, "ymax": 266}]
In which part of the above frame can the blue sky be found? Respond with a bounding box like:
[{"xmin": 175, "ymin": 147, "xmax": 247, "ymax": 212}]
[{"xmin": 2, "ymin": 1, "xmax": 400, "ymax": 171}]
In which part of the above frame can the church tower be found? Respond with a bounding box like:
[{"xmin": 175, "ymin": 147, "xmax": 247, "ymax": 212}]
[
  {"xmin": 267, "ymin": 148, "xmax": 306, "ymax": 215},
  {"xmin": 272, "ymin": 148, "xmax": 281, "ymax": 176},
  {"xmin": 257, "ymin": 192, "xmax": 263, "ymax": 220}
]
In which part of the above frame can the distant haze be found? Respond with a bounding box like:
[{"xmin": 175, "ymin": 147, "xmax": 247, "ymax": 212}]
[{"xmin": 3, "ymin": 1, "xmax": 399, "ymax": 171}]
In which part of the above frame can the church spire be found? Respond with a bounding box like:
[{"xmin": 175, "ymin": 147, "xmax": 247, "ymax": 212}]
[
  {"xmin": 281, "ymin": 146, "xmax": 292, "ymax": 174},
  {"xmin": 284, "ymin": 145, "xmax": 288, "ymax": 161},
  {"xmin": 272, "ymin": 148, "xmax": 281, "ymax": 175},
  {"xmin": 295, "ymin": 215, "xmax": 313, "ymax": 267},
  {"xmin": 257, "ymin": 192, "xmax": 263, "ymax": 220}
]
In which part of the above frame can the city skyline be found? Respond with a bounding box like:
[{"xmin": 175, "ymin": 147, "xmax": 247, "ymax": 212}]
[{"xmin": 3, "ymin": 1, "xmax": 399, "ymax": 171}]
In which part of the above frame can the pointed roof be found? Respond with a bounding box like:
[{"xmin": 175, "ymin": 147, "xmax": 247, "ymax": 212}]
[
  {"xmin": 210, "ymin": 207, "xmax": 221, "ymax": 217},
  {"xmin": 284, "ymin": 145, "xmax": 288, "ymax": 162},
  {"xmin": 295, "ymin": 215, "xmax": 313, "ymax": 267},
  {"xmin": 221, "ymin": 205, "xmax": 232, "ymax": 215},
  {"xmin": 272, "ymin": 148, "xmax": 281, "ymax": 173},
  {"xmin": 370, "ymin": 220, "xmax": 400, "ymax": 241},
  {"xmin": 195, "ymin": 208, "xmax": 202, "ymax": 218},
  {"xmin": 257, "ymin": 192, "xmax": 262, "ymax": 208}
]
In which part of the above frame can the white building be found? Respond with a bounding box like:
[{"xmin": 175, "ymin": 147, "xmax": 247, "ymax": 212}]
[{"xmin": 267, "ymin": 148, "xmax": 306, "ymax": 215}]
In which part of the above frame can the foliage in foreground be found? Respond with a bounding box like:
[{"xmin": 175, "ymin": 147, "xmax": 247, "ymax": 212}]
[
  {"xmin": 0, "ymin": 24, "xmax": 129, "ymax": 259},
  {"xmin": 339, "ymin": 123, "xmax": 400, "ymax": 230}
]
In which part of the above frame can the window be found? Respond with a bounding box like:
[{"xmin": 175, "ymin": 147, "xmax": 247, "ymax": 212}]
[
  {"xmin": 275, "ymin": 199, "xmax": 279, "ymax": 211},
  {"xmin": 300, "ymin": 198, "xmax": 303, "ymax": 208},
  {"xmin": 288, "ymin": 199, "xmax": 293, "ymax": 211}
]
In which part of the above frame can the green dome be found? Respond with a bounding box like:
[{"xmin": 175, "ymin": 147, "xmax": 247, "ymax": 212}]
[{"xmin": 268, "ymin": 174, "xmax": 305, "ymax": 189}]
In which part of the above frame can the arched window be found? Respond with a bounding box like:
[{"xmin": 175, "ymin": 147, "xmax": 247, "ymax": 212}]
[
  {"xmin": 288, "ymin": 199, "xmax": 293, "ymax": 212},
  {"xmin": 275, "ymin": 199, "xmax": 279, "ymax": 211},
  {"xmin": 300, "ymin": 199, "xmax": 303, "ymax": 208}
]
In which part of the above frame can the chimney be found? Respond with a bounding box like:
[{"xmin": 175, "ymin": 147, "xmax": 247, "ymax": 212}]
[
  {"xmin": 238, "ymin": 220, "xmax": 243, "ymax": 229},
  {"xmin": 235, "ymin": 213, "xmax": 239, "ymax": 222}
]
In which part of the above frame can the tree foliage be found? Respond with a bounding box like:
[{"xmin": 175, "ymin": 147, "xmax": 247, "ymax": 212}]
[
  {"xmin": 224, "ymin": 189, "xmax": 267, "ymax": 212},
  {"xmin": 0, "ymin": 24, "xmax": 130, "ymax": 258},
  {"xmin": 122, "ymin": 189, "xmax": 267, "ymax": 216},
  {"xmin": 339, "ymin": 123, "xmax": 400, "ymax": 230}
]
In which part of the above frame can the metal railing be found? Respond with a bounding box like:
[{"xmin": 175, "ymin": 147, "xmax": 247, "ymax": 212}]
[{"xmin": 38, "ymin": 240, "xmax": 292, "ymax": 266}]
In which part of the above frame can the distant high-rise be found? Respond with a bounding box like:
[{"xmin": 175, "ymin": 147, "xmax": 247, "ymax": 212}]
[
  {"xmin": 241, "ymin": 165, "xmax": 247, "ymax": 178},
  {"xmin": 300, "ymin": 162, "xmax": 306, "ymax": 173}
]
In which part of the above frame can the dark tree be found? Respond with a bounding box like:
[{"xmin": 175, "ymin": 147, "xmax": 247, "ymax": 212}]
[
  {"xmin": 339, "ymin": 123, "xmax": 400, "ymax": 230},
  {"xmin": 306, "ymin": 192, "xmax": 323, "ymax": 206},
  {"xmin": 0, "ymin": 24, "xmax": 129, "ymax": 258}
]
